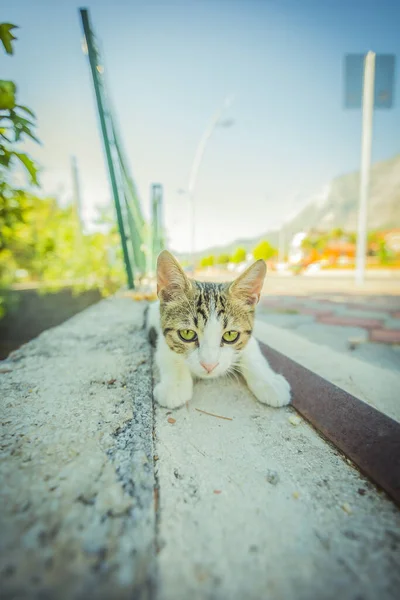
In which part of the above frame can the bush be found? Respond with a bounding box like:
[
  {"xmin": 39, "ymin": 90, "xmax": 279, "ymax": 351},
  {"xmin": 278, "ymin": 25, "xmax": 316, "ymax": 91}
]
[
  {"xmin": 216, "ymin": 253, "xmax": 230, "ymax": 265},
  {"xmin": 252, "ymin": 240, "xmax": 277, "ymax": 261},
  {"xmin": 230, "ymin": 247, "xmax": 246, "ymax": 264},
  {"xmin": 199, "ymin": 255, "xmax": 215, "ymax": 268}
]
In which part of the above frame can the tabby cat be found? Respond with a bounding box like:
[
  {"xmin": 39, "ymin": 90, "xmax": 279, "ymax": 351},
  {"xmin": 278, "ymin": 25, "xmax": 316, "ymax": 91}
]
[{"xmin": 147, "ymin": 250, "xmax": 291, "ymax": 409}]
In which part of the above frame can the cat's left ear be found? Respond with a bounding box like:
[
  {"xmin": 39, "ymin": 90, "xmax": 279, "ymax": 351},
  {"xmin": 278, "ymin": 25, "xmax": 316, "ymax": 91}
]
[
  {"xmin": 228, "ymin": 260, "xmax": 266, "ymax": 305},
  {"xmin": 157, "ymin": 250, "xmax": 191, "ymax": 302}
]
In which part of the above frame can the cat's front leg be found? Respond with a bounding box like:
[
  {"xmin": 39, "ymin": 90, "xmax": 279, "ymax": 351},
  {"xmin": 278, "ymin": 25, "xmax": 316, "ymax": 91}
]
[
  {"xmin": 154, "ymin": 376, "xmax": 193, "ymax": 409},
  {"xmin": 239, "ymin": 337, "xmax": 291, "ymax": 408},
  {"xmin": 154, "ymin": 335, "xmax": 193, "ymax": 409}
]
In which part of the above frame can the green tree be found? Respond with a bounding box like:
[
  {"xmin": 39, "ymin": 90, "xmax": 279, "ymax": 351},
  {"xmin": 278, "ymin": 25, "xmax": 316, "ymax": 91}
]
[
  {"xmin": 348, "ymin": 232, "xmax": 357, "ymax": 245},
  {"xmin": 331, "ymin": 227, "xmax": 344, "ymax": 240},
  {"xmin": 252, "ymin": 240, "xmax": 277, "ymax": 261},
  {"xmin": 230, "ymin": 247, "xmax": 247, "ymax": 264},
  {"xmin": 0, "ymin": 23, "xmax": 40, "ymax": 315},
  {"xmin": 377, "ymin": 239, "xmax": 392, "ymax": 265},
  {"xmin": 216, "ymin": 253, "xmax": 230, "ymax": 265},
  {"xmin": 301, "ymin": 235, "xmax": 327, "ymax": 253},
  {"xmin": 200, "ymin": 255, "xmax": 215, "ymax": 268},
  {"xmin": 0, "ymin": 23, "xmax": 39, "ymax": 187},
  {"xmin": 4, "ymin": 194, "xmax": 125, "ymax": 295},
  {"xmin": 0, "ymin": 24, "xmax": 126, "ymax": 313}
]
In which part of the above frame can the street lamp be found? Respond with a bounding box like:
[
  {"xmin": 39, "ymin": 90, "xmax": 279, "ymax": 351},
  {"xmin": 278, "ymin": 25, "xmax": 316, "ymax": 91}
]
[{"xmin": 183, "ymin": 95, "xmax": 235, "ymax": 272}]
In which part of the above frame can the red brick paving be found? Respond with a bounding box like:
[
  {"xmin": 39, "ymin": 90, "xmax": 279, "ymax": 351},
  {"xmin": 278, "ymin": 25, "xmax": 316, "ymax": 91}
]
[
  {"xmin": 369, "ymin": 329, "xmax": 400, "ymax": 344},
  {"xmin": 261, "ymin": 300, "xmax": 334, "ymax": 318},
  {"xmin": 261, "ymin": 298, "xmax": 282, "ymax": 306},
  {"xmin": 285, "ymin": 305, "xmax": 334, "ymax": 318},
  {"xmin": 260, "ymin": 295, "xmax": 400, "ymax": 345},
  {"xmin": 317, "ymin": 315, "xmax": 384, "ymax": 329},
  {"xmin": 310, "ymin": 300, "xmax": 395, "ymax": 313}
]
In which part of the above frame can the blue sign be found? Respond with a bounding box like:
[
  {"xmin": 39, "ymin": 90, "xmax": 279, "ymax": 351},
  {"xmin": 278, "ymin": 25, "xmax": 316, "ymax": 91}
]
[{"xmin": 344, "ymin": 54, "xmax": 396, "ymax": 109}]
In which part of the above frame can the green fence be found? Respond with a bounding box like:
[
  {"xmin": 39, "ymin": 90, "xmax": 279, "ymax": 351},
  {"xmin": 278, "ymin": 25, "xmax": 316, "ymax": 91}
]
[{"xmin": 80, "ymin": 8, "xmax": 164, "ymax": 288}]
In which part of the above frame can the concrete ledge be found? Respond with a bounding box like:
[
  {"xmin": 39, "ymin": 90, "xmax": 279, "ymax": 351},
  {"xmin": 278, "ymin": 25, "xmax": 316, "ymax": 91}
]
[
  {"xmin": 259, "ymin": 341, "xmax": 400, "ymax": 507},
  {"xmin": 1, "ymin": 299, "xmax": 400, "ymax": 600},
  {"xmin": 254, "ymin": 319, "xmax": 400, "ymax": 422},
  {"xmin": 154, "ymin": 374, "xmax": 400, "ymax": 600},
  {"xmin": 0, "ymin": 298, "xmax": 155, "ymax": 600}
]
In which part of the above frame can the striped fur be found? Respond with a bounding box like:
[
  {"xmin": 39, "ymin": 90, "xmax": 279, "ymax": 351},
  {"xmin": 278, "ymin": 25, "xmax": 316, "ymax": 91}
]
[{"xmin": 149, "ymin": 251, "xmax": 291, "ymax": 409}]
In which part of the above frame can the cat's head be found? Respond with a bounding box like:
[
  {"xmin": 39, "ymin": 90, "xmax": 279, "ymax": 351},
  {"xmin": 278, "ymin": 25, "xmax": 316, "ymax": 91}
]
[{"xmin": 156, "ymin": 250, "xmax": 266, "ymax": 379}]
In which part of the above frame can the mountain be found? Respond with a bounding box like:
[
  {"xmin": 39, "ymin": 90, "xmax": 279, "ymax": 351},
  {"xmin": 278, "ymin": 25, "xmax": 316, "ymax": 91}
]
[
  {"xmin": 176, "ymin": 153, "xmax": 400, "ymax": 260},
  {"xmin": 284, "ymin": 153, "xmax": 400, "ymax": 234}
]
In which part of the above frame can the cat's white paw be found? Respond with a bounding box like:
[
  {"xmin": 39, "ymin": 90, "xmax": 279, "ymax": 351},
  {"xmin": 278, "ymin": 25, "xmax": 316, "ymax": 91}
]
[
  {"xmin": 154, "ymin": 377, "xmax": 193, "ymax": 409},
  {"xmin": 248, "ymin": 373, "xmax": 291, "ymax": 408}
]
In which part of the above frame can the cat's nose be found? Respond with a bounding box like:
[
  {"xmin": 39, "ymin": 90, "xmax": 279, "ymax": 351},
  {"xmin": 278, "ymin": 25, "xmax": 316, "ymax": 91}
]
[{"xmin": 200, "ymin": 361, "xmax": 219, "ymax": 374}]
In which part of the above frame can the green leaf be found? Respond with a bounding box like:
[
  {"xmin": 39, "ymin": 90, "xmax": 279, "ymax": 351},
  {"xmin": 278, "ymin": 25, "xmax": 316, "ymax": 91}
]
[
  {"xmin": 0, "ymin": 148, "xmax": 12, "ymax": 167},
  {"xmin": 13, "ymin": 114, "xmax": 35, "ymax": 128},
  {"xmin": 0, "ymin": 23, "xmax": 18, "ymax": 55},
  {"xmin": 0, "ymin": 80, "xmax": 16, "ymax": 110},
  {"xmin": 12, "ymin": 152, "xmax": 39, "ymax": 185},
  {"xmin": 20, "ymin": 124, "xmax": 40, "ymax": 145},
  {"xmin": 0, "ymin": 127, "xmax": 11, "ymax": 142},
  {"xmin": 16, "ymin": 104, "xmax": 36, "ymax": 119}
]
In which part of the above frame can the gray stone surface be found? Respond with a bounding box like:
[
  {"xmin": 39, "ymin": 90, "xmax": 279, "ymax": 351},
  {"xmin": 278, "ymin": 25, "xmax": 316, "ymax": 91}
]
[
  {"xmin": 154, "ymin": 375, "xmax": 400, "ymax": 600},
  {"xmin": 254, "ymin": 320, "xmax": 400, "ymax": 422},
  {"xmin": 258, "ymin": 307, "xmax": 400, "ymax": 373},
  {"xmin": 0, "ymin": 298, "xmax": 155, "ymax": 600},
  {"xmin": 1, "ymin": 297, "xmax": 400, "ymax": 600}
]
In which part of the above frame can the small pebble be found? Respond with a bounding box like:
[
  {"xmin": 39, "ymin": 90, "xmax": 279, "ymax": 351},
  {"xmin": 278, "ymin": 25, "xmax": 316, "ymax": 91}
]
[
  {"xmin": 167, "ymin": 417, "xmax": 176, "ymax": 424},
  {"xmin": 341, "ymin": 502, "xmax": 352, "ymax": 514},
  {"xmin": 347, "ymin": 336, "xmax": 366, "ymax": 351},
  {"xmin": 289, "ymin": 415, "xmax": 302, "ymax": 426},
  {"xmin": 266, "ymin": 470, "xmax": 280, "ymax": 485}
]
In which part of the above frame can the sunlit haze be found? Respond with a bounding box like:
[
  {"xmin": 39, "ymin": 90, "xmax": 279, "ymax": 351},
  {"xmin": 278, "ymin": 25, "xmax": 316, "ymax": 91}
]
[{"xmin": 4, "ymin": 0, "xmax": 400, "ymax": 252}]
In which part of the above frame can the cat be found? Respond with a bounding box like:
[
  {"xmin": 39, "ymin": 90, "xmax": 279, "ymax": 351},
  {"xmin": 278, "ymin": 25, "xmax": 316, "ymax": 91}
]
[{"xmin": 146, "ymin": 250, "xmax": 291, "ymax": 410}]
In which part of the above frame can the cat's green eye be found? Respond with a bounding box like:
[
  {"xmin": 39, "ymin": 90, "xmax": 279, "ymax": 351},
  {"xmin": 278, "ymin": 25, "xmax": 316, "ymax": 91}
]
[
  {"xmin": 222, "ymin": 331, "xmax": 239, "ymax": 343},
  {"xmin": 178, "ymin": 329, "xmax": 197, "ymax": 342}
]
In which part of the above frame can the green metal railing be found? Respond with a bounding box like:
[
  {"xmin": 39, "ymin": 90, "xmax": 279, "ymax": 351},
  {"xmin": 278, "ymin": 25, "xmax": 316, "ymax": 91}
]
[{"xmin": 80, "ymin": 8, "xmax": 163, "ymax": 288}]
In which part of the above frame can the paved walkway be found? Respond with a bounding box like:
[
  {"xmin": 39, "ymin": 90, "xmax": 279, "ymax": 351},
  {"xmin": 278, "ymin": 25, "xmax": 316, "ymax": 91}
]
[
  {"xmin": 1, "ymin": 297, "xmax": 399, "ymax": 599},
  {"xmin": 195, "ymin": 269, "xmax": 400, "ymax": 296},
  {"xmin": 258, "ymin": 294, "xmax": 400, "ymax": 373}
]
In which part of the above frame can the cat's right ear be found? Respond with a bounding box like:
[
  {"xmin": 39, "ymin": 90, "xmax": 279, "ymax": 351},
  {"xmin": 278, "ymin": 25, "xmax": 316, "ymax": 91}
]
[{"xmin": 157, "ymin": 250, "xmax": 191, "ymax": 302}]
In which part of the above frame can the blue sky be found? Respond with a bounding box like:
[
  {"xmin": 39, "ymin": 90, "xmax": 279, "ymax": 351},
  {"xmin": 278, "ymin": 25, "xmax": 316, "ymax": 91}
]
[{"xmin": 3, "ymin": 0, "xmax": 400, "ymax": 252}]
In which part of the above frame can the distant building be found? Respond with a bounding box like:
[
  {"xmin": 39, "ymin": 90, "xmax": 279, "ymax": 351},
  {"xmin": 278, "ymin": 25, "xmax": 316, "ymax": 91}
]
[
  {"xmin": 288, "ymin": 232, "xmax": 307, "ymax": 264},
  {"xmin": 384, "ymin": 230, "xmax": 400, "ymax": 254}
]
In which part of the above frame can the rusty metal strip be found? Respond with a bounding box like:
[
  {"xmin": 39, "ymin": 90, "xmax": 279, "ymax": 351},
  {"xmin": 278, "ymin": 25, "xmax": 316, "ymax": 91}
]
[{"xmin": 258, "ymin": 341, "xmax": 400, "ymax": 507}]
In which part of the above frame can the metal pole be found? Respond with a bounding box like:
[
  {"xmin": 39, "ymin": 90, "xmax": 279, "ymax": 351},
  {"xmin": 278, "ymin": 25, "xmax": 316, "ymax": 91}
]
[
  {"xmin": 189, "ymin": 190, "xmax": 195, "ymax": 272},
  {"xmin": 187, "ymin": 95, "xmax": 234, "ymax": 271},
  {"xmin": 355, "ymin": 51, "xmax": 375, "ymax": 285},
  {"xmin": 79, "ymin": 8, "xmax": 134, "ymax": 289}
]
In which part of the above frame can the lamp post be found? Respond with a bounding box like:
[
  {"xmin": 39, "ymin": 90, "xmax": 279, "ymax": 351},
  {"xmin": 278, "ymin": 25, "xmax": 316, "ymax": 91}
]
[
  {"xmin": 183, "ymin": 95, "xmax": 234, "ymax": 272},
  {"xmin": 344, "ymin": 52, "xmax": 395, "ymax": 285},
  {"xmin": 355, "ymin": 51, "xmax": 375, "ymax": 285}
]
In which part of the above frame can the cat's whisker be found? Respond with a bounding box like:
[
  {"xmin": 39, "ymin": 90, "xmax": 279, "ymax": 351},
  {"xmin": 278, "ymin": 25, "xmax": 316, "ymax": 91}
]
[
  {"xmin": 234, "ymin": 362, "xmax": 250, "ymax": 374},
  {"xmin": 225, "ymin": 369, "xmax": 240, "ymax": 385}
]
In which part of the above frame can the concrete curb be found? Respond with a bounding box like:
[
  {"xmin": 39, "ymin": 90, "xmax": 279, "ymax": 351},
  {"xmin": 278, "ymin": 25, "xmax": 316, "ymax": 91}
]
[
  {"xmin": 254, "ymin": 319, "xmax": 400, "ymax": 422},
  {"xmin": 153, "ymin": 371, "xmax": 400, "ymax": 600},
  {"xmin": 0, "ymin": 298, "xmax": 155, "ymax": 600},
  {"xmin": 1, "ymin": 299, "xmax": 399, "ymax": 600}
]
